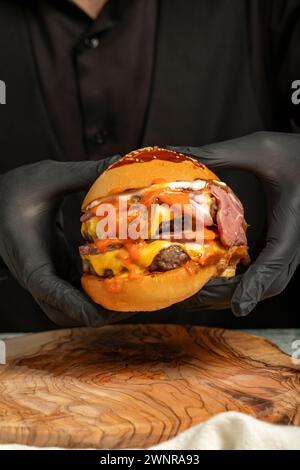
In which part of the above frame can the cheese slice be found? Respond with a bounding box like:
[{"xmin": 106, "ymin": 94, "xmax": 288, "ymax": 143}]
[
  {"xmin": 81, "ymin": 248, "xmax": 127, "ymax": 277},
  {"xmin": 81, "ymin": 217, "xmax": 98, "ymax": 240},
  {"xmin": 81, "ymin": 240, "xmax": 224, "ymax": 277}
]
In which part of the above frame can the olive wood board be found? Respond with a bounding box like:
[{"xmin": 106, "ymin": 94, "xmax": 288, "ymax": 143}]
[{"xmin": 0, "ymin": 324, "xmax": 299, "ymax": 449}]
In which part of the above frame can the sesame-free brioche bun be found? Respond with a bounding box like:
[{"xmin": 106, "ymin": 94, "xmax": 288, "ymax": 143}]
[
  {"xmin": 82, "ymin": 263, "xmax": 237, "ymax": 312},
  {"xmin": 82, "ymin": 147, "xmax": 219, "ymax": 209}
]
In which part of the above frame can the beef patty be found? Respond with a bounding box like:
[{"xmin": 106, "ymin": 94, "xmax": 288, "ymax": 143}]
[{"xmin": 150, "ymin": 245, "xmax": 189, "ymax": 272}]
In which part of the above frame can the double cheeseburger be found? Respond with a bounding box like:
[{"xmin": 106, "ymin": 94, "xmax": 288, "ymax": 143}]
[{"xmin": 79, "ymin": 147, "xmax": 249, "ymax": 311}]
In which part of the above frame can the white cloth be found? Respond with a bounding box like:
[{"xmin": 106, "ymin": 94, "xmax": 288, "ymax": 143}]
[
  {"xmin": 0, "ymin": 412, "xmax": 300, "ymax": 450},
  {"xmin": 151, "ymin": 412, "xmax": 300, "ymax": 450}
]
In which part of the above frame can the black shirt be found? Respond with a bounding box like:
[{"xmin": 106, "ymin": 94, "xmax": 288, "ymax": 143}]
[
  {"xmin": 0, "ymin": 0, "xmax": 299, "ymax": 331},
  {"xmin": 29, "ymin": 0, "xmax": 157, "ymax": 161}
]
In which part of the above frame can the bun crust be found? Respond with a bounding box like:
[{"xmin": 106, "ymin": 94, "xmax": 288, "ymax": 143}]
[
  {"xmin": 81, "ymin": 262, "xmax": 236, "ymax": 312},
  {"xmin": 82, "ymin": 147, "xmax": 219, "ymax": 209}
]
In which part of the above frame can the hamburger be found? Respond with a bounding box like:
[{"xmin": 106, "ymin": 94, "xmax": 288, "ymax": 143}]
[{"xmin": 79, "ymin": 147, "xmax": 250, "ymax": 311}]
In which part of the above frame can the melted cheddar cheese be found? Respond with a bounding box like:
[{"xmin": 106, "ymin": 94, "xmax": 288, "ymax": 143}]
[
  {"xmin": 81, "ymin": 240, "xmax": 225, "ymax": 277},
  {"xmin": 81, "ymin": 217, "xmax": 99, "ymax": 240}
]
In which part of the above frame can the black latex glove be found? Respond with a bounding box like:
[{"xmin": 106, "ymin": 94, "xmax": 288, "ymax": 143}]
[
  {"xmin": 169, "ymin": 132, "xmax": 300, "ymax": 317},
  {"xmin": 0, "ymin": 157, "xmax": 129, "ymax": 327}
]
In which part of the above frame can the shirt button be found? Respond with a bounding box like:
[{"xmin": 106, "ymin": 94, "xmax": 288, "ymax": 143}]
[
  {"xmin": 94, "ymin": 129, "xmax": 108, "ymax": 145},
  {"xmin": 84, "ymin": 36, "xmax": 100, "ymax": 49}
]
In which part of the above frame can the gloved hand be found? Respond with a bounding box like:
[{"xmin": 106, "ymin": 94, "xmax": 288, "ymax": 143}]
[
  {"xmin": 169, "ymin": 131, "xmax": 300, "ymax": 316},
  {"xmin": 0, "ymin": 157, "xmax": 131, "ymax": 327}
]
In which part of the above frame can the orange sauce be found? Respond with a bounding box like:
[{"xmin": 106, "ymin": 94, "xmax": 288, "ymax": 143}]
[
  {"xmin": 140, "ymin": 188, "xmax": 162, "ymax": 206},
  {"xmin": 184, "ymin": 261, "xmax": 195, "ymax": 276},
  {"xmin": 127, "ymin": 265, "xmax": 143, "ymax": 280},
  {"xmin": 203, "ymin": 228, "xmax": 217, "ymax": 241},
  {"xmin": 158, "ymin": 191, "xmax": 190, "ymax": 206},
  {"xmin": 199, "ymin": 250, "xmax": 223, "ymax": 266},
  {"xmin": 90, "ymin": 198, "xmax": 119, "ymax": 215},
  {"xmin": 124, "ymin": 240, "xmax": 145, "ymax": 262},
  {"xmin": 95, "ymin": 239, "xmax": 120, "ymax": 252}
]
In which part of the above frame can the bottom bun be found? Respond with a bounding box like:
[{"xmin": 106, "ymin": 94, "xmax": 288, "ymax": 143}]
[{"xmin": 81, "ymin": 261, "xmax": 236, "ymax": 312}]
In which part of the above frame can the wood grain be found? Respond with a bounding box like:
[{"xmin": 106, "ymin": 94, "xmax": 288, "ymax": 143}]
[{"xmin": 0, "ymin": 325, "xmax": 299, "ymax": 449}]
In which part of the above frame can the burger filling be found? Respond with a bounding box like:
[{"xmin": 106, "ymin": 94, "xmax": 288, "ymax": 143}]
[{"xmin": 79, "ymin": 179, "xmax": 249, "ymax": 285}]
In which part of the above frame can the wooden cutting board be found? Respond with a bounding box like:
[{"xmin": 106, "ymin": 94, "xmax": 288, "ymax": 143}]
[{"xmin": 0, "ymin": 325, "xmax": 299, "ymax": 449}]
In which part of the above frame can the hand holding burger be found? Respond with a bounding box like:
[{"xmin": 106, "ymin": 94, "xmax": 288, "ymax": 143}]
[
  {"xmin": 171, "ymin": 132, "xmax": 300, "ymax": 316},
  {"xmin": 1, "ymin": 132, "xmax": 298, "ymax": 326},
  {"xmin": 0, "ymin": 158, "xmax": 121, "ymax": 326}
]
